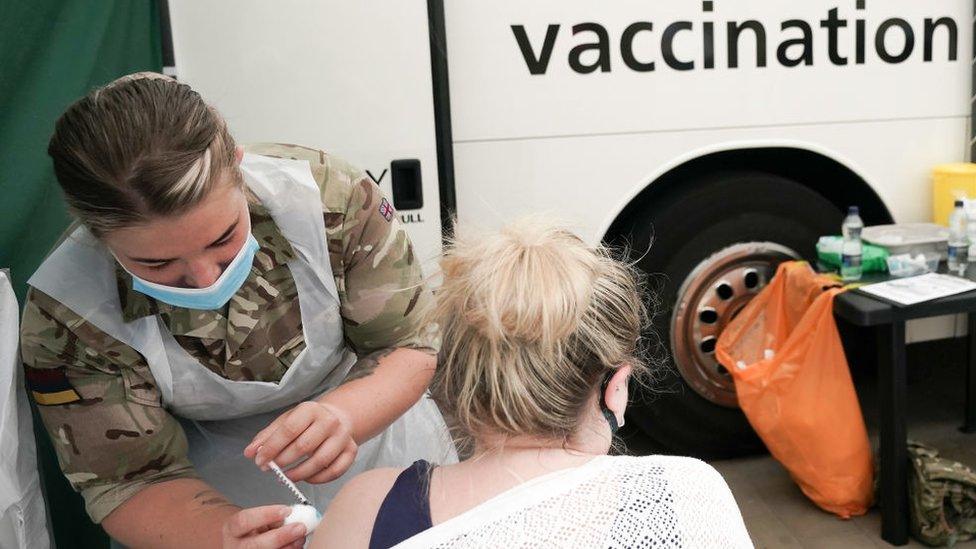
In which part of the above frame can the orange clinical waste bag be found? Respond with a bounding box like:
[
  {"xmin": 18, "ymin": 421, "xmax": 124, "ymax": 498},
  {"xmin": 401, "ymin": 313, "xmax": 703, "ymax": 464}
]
[{"xmin": 716, "ymin": 261, "xmax": 873, "ymax": 518}]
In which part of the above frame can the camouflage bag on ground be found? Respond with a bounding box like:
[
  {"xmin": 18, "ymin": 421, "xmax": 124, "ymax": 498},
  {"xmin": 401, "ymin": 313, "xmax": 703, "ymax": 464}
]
[{"xmin": 908, "ymin": 441, "xmax": 976, "ymax": 547}]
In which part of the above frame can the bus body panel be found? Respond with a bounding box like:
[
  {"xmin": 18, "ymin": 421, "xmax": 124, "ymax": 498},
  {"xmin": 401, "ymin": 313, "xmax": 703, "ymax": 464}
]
[
  {"xmin": 167, "ymin": 0, "xmax": 973, "ymax": 349},
  {"xmin": 453, "ymin": 116, "xmax": 968, "ymax": 245},
  {"xmin": 446, "ymin": 0, "xmax": 970, "ymax": 142},
  {"xmin": 168, "ymin": 0, "xmax": 445, "ymax": 259}
]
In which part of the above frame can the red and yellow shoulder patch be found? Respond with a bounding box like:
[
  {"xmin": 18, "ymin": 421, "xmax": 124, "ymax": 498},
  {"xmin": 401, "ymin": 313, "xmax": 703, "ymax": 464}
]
[{"xmin": 25, "ymin": 366, "xmax": 81, "ymax": 406}]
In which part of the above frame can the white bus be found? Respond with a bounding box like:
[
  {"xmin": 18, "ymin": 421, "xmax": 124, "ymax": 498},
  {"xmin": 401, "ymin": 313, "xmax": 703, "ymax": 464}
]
[{"xmin": 166, "ymin": 0, "xmax": 972, "ymax": 457}]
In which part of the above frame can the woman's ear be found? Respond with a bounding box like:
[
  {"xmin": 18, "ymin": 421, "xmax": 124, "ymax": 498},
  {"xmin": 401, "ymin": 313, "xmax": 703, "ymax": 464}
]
[
  {"xmin": 603, "ymin": 364, "xmax": 632, "ymax": 427},
  {"xmin": 235, "ymin": 145, "xmax": 244, "ymax": 164}
]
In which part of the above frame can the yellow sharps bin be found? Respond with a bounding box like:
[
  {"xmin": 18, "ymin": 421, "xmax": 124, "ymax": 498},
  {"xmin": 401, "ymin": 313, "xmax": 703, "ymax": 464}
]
[{"xmin": 933, "ymin": 163, "xmax": 976, "ymax": 225}]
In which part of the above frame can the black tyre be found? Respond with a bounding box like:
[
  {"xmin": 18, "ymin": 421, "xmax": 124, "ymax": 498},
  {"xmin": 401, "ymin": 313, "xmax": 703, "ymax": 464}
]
[{"xmin": 623, "ymin": 171, "xmax": 843, "ymax": 459}]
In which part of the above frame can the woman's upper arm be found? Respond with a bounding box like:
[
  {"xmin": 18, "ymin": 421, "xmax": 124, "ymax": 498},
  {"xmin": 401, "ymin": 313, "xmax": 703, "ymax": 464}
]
[{"xmin": 310, "ymin": 467, "xmax": 401, "ymax": 549}]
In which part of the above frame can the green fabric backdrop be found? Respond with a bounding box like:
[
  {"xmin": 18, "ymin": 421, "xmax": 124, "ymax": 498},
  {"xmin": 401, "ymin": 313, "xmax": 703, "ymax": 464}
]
[{"xmin": 0, "ymin": 2, "xmax": 162, "ymax": 546}]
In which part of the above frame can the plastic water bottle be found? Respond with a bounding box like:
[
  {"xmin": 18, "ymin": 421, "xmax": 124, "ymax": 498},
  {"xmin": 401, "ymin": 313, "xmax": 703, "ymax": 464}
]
[
  {"xmin": 966, "ymin": 201, "xmax": 976, "ymax": 260},
  {"xmin": 948, "ymin": 199, "xmax": 968, "ymax": 274},
  {"xmin": 841, "ymin": 206, "xmax": 864, "ymax": 281}
]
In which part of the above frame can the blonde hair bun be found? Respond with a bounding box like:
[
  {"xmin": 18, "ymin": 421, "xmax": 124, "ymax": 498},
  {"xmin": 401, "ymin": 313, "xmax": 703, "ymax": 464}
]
[{"xmin": 444, "ymin": 216, "xmax": 598, "ymax": 347}]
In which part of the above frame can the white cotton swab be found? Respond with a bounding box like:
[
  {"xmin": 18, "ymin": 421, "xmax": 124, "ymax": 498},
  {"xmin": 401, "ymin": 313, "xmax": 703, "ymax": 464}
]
[{"xmin": 284, "ymin": 504, "xmax": 322, "ymax": 532}]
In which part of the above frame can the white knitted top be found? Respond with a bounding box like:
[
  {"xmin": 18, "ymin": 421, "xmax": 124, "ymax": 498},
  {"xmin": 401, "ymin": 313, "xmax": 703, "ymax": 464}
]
[{"xmin": 395, "ymin": 454, "xmax": 754, "ymax": 548}]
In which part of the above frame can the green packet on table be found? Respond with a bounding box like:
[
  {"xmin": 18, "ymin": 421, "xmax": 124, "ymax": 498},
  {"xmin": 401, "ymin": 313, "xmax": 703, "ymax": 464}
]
[{"xmin": 816, "ymin": 236, "xmax": 889, "ymax": 273}]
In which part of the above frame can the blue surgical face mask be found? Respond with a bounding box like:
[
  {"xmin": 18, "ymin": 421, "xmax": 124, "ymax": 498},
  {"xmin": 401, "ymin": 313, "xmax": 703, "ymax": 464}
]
[{"xmin": 125, "ymin": 233, "xmax": 260, "ymax": 310}]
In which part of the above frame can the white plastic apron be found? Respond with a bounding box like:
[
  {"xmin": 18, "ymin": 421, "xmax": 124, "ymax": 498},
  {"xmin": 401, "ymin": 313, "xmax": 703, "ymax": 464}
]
[
  {"xmin": 0, "ymin": 270, "xmax": 52, "ymax": 548},
  {"xmin": 28, "ymin": 154, "xmax": 456, "ymax": 515}
]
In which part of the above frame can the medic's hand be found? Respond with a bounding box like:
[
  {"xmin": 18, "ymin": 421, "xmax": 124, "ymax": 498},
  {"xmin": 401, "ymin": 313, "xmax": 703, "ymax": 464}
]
[
  {"xmin": 222, "ymin": 505, "xmax": 306, "ymax": 549},
  {"xmin": 244, "ymin": 401, "xmax": 359, "ymax": 484}
]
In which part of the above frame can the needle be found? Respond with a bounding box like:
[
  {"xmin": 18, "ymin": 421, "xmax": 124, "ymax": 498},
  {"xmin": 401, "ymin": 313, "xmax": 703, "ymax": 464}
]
[{"xmin": 268, "ymin": 460, "xmax": 311, "ymax": 506}]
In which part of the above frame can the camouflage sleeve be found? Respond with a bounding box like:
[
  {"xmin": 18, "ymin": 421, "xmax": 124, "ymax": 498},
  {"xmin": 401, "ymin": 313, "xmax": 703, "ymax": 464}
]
[
  {"xmin": 20, "ymin": 290, "xmax": 195, "ymax": 523},
  {"xmin": 243, "ymin": 142, "xmax": 437, "ymax": 356},
  {"xmin": 335, "ymin": 175, "xmax": 436, "ymax": 356}
]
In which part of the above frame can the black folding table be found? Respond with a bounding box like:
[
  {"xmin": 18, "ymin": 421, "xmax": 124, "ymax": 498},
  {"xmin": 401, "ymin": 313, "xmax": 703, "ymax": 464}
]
[{"xmin": 833, "ymin": 278, "xmax": 976, "ymax": 546}]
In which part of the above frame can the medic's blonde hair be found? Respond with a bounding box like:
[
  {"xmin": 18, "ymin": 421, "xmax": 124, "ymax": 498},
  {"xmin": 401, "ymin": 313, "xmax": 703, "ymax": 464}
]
[
  {"xmin": 48, "ymin": 72, "xmax": 241, "ymax": 236},
  {"xmin": 426, "ymin": 217, "xmax": 650, "ymax": 450}
]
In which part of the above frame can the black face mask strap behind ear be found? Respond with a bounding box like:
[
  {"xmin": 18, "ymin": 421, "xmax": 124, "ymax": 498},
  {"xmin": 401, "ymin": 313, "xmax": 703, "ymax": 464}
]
[{"xmin": 600, "ymin": 371, "xmax": 619, "ymax": 435}]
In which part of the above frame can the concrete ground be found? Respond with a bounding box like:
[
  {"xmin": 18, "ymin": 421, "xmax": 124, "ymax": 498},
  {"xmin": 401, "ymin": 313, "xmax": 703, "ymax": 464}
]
[{"xmin": 631, "ymin": 337, "xmax": 976, "ymax": 548}]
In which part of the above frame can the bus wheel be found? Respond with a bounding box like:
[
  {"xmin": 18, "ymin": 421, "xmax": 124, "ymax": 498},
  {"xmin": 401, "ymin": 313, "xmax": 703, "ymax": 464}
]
[
  {"xmin": 623, "ymin": 170, "xmax": 843, "ymax": 459},
  {"xmin": 671, "ymin": 241, "xmax": 798, "ymax": 407}
]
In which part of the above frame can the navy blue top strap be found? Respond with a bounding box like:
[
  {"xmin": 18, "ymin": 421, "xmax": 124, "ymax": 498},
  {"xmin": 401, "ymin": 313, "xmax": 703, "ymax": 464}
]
[{"xmin": 369, "ymin": 460, "xmax": 435, "ymax": 549}]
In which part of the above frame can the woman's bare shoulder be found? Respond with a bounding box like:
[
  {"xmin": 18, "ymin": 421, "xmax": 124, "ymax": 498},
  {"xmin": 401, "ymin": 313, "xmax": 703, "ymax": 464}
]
[{"xmin": 309, "ymin": 467, "xmax": 403, "ymax": 549}]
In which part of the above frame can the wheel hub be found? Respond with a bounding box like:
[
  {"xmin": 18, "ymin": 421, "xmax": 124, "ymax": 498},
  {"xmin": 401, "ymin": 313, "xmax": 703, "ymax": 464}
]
[{"xmin": 670, "ymin": 242, "xmax": 799, "ymax": 408}]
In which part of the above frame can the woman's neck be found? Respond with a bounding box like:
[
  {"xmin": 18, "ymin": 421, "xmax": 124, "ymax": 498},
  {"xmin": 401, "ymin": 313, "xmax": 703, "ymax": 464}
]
[
  {"xmin": 469, "ymin": 409, "xmax": 613, "ymax": 462},
  {"xmin": 428, "ymin": 411, "xmax": 614, "ymax": 525}
]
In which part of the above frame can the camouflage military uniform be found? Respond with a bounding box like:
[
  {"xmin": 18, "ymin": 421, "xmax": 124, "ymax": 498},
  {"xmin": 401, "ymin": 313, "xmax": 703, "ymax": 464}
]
[
  {"xmin": 19, "ymin": 143, "xmax": 434, "ymax": 523},
  {"xmin": 908, "ymin": 441, "xmax": 976, "ymax": 546}
]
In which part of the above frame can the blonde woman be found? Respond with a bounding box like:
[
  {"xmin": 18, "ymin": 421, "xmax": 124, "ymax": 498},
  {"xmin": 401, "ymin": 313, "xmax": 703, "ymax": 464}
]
[{"xmin": 311, "ymin": 218, "xmax": 752, "ymax": 548}]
